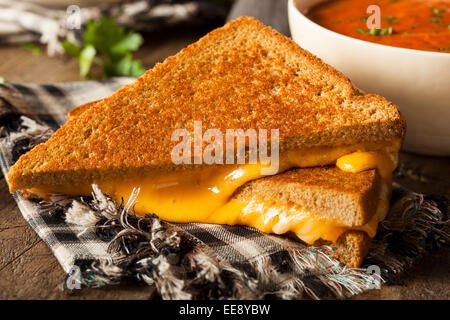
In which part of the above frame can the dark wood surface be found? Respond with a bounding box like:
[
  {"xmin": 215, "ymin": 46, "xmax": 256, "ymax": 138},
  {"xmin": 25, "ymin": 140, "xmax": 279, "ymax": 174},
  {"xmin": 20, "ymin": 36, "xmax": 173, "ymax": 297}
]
[{"xmin": 0, "ymin": 26, "xmax": 448, "ymax": 300}]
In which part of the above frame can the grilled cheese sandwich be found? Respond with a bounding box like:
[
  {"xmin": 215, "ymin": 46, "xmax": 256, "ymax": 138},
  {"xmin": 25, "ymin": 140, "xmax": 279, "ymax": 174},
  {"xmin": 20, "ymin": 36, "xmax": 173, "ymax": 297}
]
[
  {"xmin": 219, "ymin": 165, "xmax": 389, "ymax": 267},
  {"xmin": 7, "ymin": 17, "xmax": 406, "ymax": 267}
]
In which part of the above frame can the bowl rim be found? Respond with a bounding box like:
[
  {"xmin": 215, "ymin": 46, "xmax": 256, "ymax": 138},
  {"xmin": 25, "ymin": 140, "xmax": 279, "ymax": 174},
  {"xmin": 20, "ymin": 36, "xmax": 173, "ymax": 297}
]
[{"xmin": 288, "ymin": 0, "xmax": 450, "ymax": 58}]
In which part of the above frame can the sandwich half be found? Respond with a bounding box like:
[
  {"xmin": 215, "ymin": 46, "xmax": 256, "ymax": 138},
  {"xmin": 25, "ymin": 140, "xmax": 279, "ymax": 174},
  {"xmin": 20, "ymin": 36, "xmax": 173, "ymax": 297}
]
[
  {"xmin": 8, "ymin": 17, "xmax": 405, "ymax": 245},
  {"xmin": 222, "ymin": 166, "xmax": 387, "ymax": 267}
]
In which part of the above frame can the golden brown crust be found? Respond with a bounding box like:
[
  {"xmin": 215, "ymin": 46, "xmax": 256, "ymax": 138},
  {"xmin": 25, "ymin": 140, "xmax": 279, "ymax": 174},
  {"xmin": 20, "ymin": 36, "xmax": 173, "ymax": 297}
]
[
  {"xmin": 327, "ymin": 231, "xmax": 371, "ymax": 268},
  {"xmin": 66, "ymin": 100, "xmax": 99, "ymax": 122},
  {"xmin": 232, "ymin": 166, "xmax": 382, "ymax": 227},
  {"xmin": 8, "ymin": 16, "xmax": 405, "ymax": 194},
  {"xmin": 288, "ymin": 230, "xmax": 371, "ymax": 268}
]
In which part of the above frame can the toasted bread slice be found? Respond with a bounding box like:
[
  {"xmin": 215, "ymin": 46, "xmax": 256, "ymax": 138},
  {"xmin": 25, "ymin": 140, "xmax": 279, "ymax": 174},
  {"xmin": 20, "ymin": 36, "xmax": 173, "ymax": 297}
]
[
  {"xmin": 227, "ymin": 167, "xmax": 383, "ymax": 267},
  {"xmin": 66, "ymin": 100, "xmax": 99, "ymax": 122},
  {"xmin": 287, "ymin": 230, "xmax": 371, "ymax": 268},
  {"xmin": 321, "ymin": 231, "xmax": 371, "ymax": 268},
  {"xmin": 231, "ymin": 166, "xmax": 383, "ymax": 227}
]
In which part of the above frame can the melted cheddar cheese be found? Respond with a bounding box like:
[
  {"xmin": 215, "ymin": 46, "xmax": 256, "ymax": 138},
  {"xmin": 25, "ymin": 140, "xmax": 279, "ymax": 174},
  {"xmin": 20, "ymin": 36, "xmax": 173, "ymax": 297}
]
[
  {"xmin": 28, "ymin": 143, "xmax": 399, "ymax": 244},
  {"xmin": 208, "ymin": 180, "xmax": 390, "ymax": 244},
  {"xmin": 101, "ymin": 144, "xmax": 397, "ymax": 222},
  {"xmin": 336, "ymin": 151, "xmax": 397, "ymax": 182}
]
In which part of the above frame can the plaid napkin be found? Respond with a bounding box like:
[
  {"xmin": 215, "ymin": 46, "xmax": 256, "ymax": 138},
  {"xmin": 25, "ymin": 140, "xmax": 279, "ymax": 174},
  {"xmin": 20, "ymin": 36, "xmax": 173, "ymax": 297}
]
[{"xmin": 0, "ymin": 79, "xmax": 448, "ymax": 300}]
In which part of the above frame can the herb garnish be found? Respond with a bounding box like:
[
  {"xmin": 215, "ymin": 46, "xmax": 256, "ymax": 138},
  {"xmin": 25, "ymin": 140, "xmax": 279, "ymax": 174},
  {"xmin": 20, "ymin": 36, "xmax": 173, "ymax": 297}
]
[
  {"xmin": 384, "ymin": 16, "xmax": 399, "ymax": 24},
  {"xmin": 436, "ymin": 46, "xmax": 450, "ymax": 52},
  {"xmin": 20, "ymin": 43, "xmax": 41, "ymax": 56},
  {"xmin": 429, "ymin": 7, "xmax": 444, "ymax": 25},
  {"xmin": 355, "ymin": 28, "xmax": 367, "ymax": 34},
  {"xmin": 431, "ymin": 8, "xmax": 444, "ymax": 18},
  {"xmin": 355, "ymin": 27, "xmax": 393, "ymax": 36},
  {"xmin": 63, "ymin": 16, "xmax": 145, "ymax": 79},
  {"xmin": 347, "ymin": 16, "xmax": 369, "ymax": 23}
]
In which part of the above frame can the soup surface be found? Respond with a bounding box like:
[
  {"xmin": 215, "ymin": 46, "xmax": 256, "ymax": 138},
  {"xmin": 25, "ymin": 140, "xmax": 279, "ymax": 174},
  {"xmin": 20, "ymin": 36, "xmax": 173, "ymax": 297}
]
[{"xmin": 308, "ymin": 0, "xmax": 450, "ymax": 53}]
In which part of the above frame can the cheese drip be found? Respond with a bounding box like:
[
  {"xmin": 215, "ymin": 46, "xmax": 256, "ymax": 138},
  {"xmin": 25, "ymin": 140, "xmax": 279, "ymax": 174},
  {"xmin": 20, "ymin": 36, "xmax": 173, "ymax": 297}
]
[
  {"xmin": 99, "ymin": 146, "xmax": 396, "ymax": 222},
  {"xmin": 27, "ymin": 144, "xmax": 398, "ymax": 244},
  {"xmin": 103, "ymin": 148, "xmax": 395, "ymax": 244},
  {"xmin": 208, "ymin": 181, "xmax": 390, "ymax": 244}
]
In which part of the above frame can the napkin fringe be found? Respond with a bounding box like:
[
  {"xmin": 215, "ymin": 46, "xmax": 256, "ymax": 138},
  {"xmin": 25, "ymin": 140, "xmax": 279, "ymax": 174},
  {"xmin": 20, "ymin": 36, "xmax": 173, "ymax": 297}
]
[
  {"xmin": 63, "ymin": 186, "xmax": 385, "ymax": 300},
  {"xmin": 365, "ymin": 192, "xmax": 449, "ymax": 276},
  {"xmin": 1, "ymin": 115, "xmax": 53, "ymax": 164}
]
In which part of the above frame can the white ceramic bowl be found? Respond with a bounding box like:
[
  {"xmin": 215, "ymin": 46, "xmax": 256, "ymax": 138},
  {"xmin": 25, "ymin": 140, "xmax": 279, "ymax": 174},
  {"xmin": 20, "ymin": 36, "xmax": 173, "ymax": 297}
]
[{"xmin": 288, "ymin": 0, "xmax": 450, "ymax": 156}]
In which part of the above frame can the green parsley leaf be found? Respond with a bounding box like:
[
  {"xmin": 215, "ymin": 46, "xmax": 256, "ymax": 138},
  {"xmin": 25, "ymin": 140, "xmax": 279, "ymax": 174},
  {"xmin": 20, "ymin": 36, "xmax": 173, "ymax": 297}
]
[
  {"xmin": 111, "ymin": 33, "xmax": 143, "ymax": 55},
  {"xmin": 430, "ymin": 18, "xmax": 441, "ymax": 24},
  {"xmin": 62, "ymin": 16, "xmax": 145, "ymax": 79},
  {"xmin": 20, "ymin": 43, "xmax": 41, "ymax": 56},
  {"xmin": 103, "ymin": 53, "xmax": 145, "ymax": 78},
  {"xmin": 370, "ymin": 28, "xmax": 381, "ymax": 36},
  {"xmin": 436, "ymin": 46, "xmax": 450, "ymax": 52},
  {"xmin": 380, "ymin": 27, "xmax": 393, "ymax": 35},
  {"xmin": 357, "ymin": 27, "xmax": 393, "ymax": 36},
  {"xmin": 355, "ymin": 28, "xmax": 368, "ymax": 34},
  {"xmin": 62, "ymin": 40, "xmax": 81, "ymax": 57},
  {"xmin": 79, "ymin": 45, "xmax": 96, "ymax": 78},
  {"xmin": 431, "ymin": 8, "xmax": 444, "ymax": 17},
  {"xmin": 384, "ymin": 16, "xmax": 398, "ymax": 24}
]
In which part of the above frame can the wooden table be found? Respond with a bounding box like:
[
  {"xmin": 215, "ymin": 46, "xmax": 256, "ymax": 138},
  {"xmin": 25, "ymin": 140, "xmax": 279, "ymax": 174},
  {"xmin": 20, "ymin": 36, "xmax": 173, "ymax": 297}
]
[{"xmin": 0, "ymin": 26, "xmax": 448, "ymax": 300}]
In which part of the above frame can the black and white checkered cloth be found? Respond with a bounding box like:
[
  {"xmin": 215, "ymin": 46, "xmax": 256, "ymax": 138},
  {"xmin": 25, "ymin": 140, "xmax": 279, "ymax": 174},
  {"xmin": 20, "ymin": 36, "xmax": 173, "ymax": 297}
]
[{"xmin": 0, "ymin": 79, "xmax": 448, "ymax": 300}]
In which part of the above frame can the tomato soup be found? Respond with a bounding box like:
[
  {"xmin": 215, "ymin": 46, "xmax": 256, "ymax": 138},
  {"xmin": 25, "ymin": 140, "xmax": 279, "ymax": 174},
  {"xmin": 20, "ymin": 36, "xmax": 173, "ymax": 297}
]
[{"xmin": 307, "ymin": 0, "xmax": 450, "ymax": 52}]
